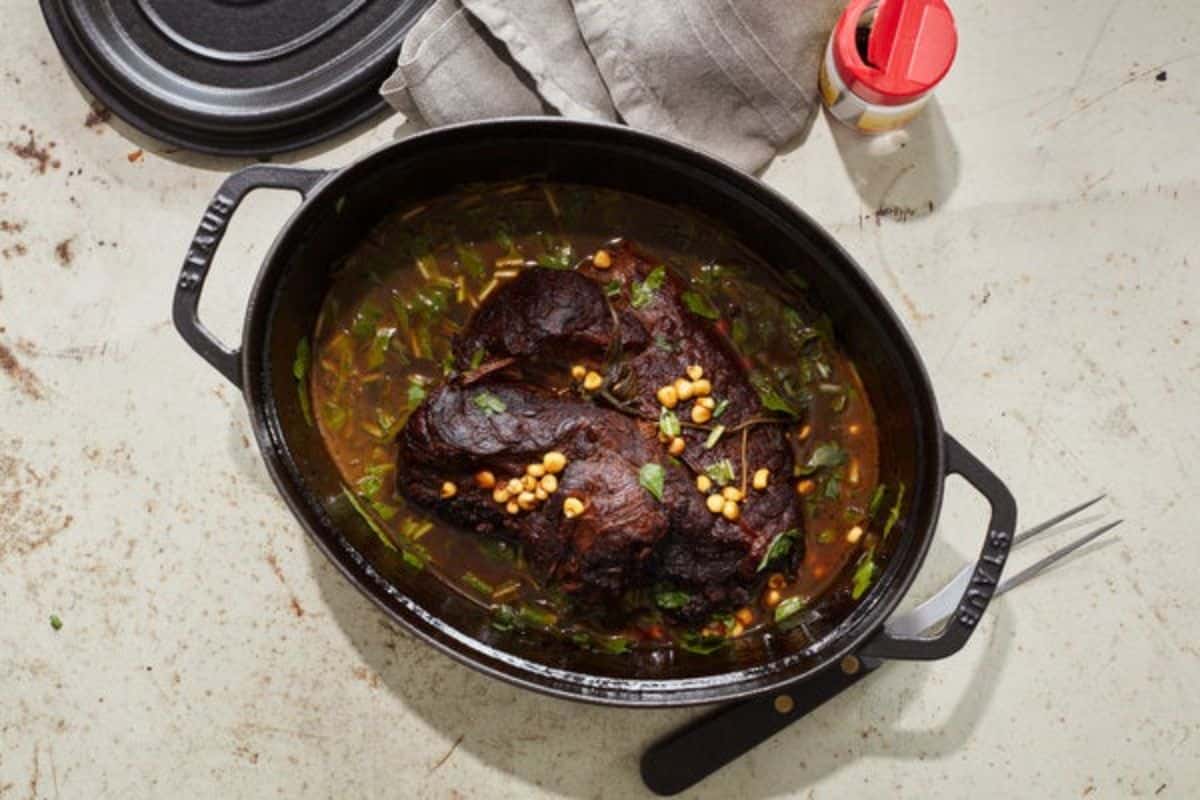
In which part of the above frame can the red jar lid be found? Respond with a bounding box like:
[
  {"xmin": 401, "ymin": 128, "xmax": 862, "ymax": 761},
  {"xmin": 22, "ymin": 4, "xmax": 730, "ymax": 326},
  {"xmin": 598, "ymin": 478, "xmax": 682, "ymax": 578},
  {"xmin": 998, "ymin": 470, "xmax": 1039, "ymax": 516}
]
[{"xmin": 832, "ymin": 0, "xmax": 958, "ymax": 107}]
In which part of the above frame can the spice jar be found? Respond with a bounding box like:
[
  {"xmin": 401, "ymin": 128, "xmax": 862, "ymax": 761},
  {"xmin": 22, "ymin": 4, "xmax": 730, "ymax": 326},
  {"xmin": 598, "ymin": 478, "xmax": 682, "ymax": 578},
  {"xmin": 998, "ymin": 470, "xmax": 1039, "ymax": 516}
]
[{"xmin": 819, "ymin": 0, "xmax": 957, "ymax": 133}]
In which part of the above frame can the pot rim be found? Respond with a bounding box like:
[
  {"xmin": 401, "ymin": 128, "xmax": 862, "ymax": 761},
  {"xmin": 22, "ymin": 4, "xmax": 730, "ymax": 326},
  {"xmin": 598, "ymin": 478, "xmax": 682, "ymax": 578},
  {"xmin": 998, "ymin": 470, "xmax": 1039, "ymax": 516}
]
[{"xmin": 235, "ymin": 117, "xmax": 947, "ymax": 707}]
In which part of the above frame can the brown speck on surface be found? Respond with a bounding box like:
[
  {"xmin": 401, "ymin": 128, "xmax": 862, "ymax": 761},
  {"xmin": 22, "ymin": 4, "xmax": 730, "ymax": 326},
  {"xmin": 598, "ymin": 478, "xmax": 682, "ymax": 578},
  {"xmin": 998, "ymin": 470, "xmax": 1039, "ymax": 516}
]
[
  {"xmin": 0, "ymin": 220, "xmax": 23, "ymax": 234},
  {"xmin": 0, "ymin": 340, "xmax": 45, "ymax": 399},
  {"xmin": 7, "ymin": 130, "xmax": 60, "ymax": 174},
  {"xmin": 2, "ymin": 242, "xmax": 28, "ymax": 259},
  {"xmin": 265, "ymin": 552, "xmax": 305, "ymax": 617},
  {"xmin": 54, "ymin": 237, "xmax": 74, "ymax": 267},
  {"xmin": 127, "ymin": 148, "xmax": 144, "ymax": 163},
  {"xmin": 1083, "ymin": 785, "xmax": 1095, "ymax": 796},
  {"xmin": 85, "ymin": 106, "xmax": 112, "ymax": 129},
  {"xmin": 1156, "ymin": 71, "xmax": 1167, "ymax": 81},
  {"xmin": 429, "ymin": 734, "xmax": 463, "ymax": 773},
  {"xmin": 1156, "ymin": 784, "xmax": 1167, "ymax": 795}
]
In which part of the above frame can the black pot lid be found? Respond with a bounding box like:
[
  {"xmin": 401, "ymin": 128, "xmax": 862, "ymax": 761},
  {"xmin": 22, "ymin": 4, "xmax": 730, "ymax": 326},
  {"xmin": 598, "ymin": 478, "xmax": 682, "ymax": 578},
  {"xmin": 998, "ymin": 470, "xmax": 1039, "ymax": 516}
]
[{"xmin": 40, "ymin": 0, "xmax": 435, "ymax": 156}]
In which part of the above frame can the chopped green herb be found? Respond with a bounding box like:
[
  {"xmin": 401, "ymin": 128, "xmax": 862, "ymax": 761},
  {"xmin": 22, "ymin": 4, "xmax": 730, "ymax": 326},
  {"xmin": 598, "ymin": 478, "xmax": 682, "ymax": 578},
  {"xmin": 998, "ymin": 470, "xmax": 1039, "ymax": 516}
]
[
  {"xmin": 491, "ymin": 604, "xmax": 517, "ymax": 631},
  {"xmin": 681, "ymin": 290, "xmax": 721, "ymax": 320},
  {"xmin": 322, "ymin": 402, "xmax": 348, "ymax": 432},
  {"xmin": 516, "ymin": 604, "xmax": 558, "ymax": 629},
  {"xmin": 370, "ymin": 500, "xmax": 399, "ymax": 521},
  {"xmin": 758, "ymin": 528, "xmax": 802, "ymax": 571},
  {"xmin": 639, "ymin": 463, "xmax": 666, "ymax": 502},
  {"xmin": 366, "ymin": 326, "xmax": 394, "ymax": 369},
  {"xmin": 49, "ymin": 614, "xmax": 63, "ymax": 631},
  {"xmin": 343, "ymin": 488, "xmax": 396, "ymax": 551},
  {"xmin": 868, "ymin": 484, "xmax": 888, "ymax": 517},
  {"xmin": 356, "ymin": 472, "xmax": 384, "ymax": 499},
  {"xmin": 350, "ymin": 302, "xmax": 383, "ymax": 339},
  {"xmin": 679, "ymin": 631, "xmax": 730, "ymax": 655},
  {"xmin": 406, "ymin": 378, "xmax": 427, "ymax": 407},
  {"xmin": 456, "ymin": 245, "xmax": 487, "ymax": 281},
  {"xmin": 479, "ymin": 539, "xmax": 518, "ymax": 563},
  {"xmin": 882, "ymin": 483, "xmax": 906, "ymax": 539},
  {"xmin": 462, "ymin": 572, "xmax": 494, "ymax": 597},
  {"xmin": 596, "ymin": 636, "xmax": 632, "ymax": 654},
  {"xmin": 774, "ymin": 595, "xmax": 806, "ymax": 623},
  {"xmin": 401, "ymin": 548, "xmax": 428, "ymax": 571},
  {"xmin": 712, "ymin": 398, "xmax": 730, "ymax": 419},
  {"xmin": 704, "ymin": 424, "xmax": 726, "ymax": 450},
  {"xmin": 496, "ymin": 226, "xmax": 517, "ymax": 255},
  {"xmin": 654, "ymin": 588, "xmax": 690, "ymax": 610},
  {"xmin": 294, "ymin": 338, "xmax": 313, "ymax": 427},
  {"xmin": 468, "ymin": 346, "xmax": 487, "ymax": 370},
  {"xmin": 472, "ymin": 390, "xmax": 507, "ymax": 415},
  {"xmin": 823, "ymin": 469, "xmax": 843, "ymax": 500},
  {"xmin": 851, "ymin": 553, "xmax": 878, "ymax": 599},
  {"xmin": 831, "ymin": 393, "xmax": 848, "ymax": 413},
  {"xmin": 817, "ymin": 528, "xmax": 836, "ymax": 544},
  {"xmin": 796, "ymin": 442, "xmax": 848, "ymax": 476},
  {"xmin": 603, "ymin": 280, "xmax": 622, "ymax": 299},
  {"xmin": 537, "ymin": 243, "xmax": 575, "ymax": 270},
  {"xmin": 630, "ymin": 265, "xmax": 666, "ymax": 309},
  {"xmin": 654, "ymin": 334, "xmax": 675, "ymax": 353},
  {"xmin": 335, "ymin": 196, "xmax": 346, "ymax": 214},
  {"xmin": 659, "ymin": 407, "xmax": 682, "ymax": 438},
  {"xmin": 750, "ymin": 373, "xmax": 801, "ymax": 417},
  {"xmin": 704, "ymin": 458, "xmax": 736, "ymax": 487}
]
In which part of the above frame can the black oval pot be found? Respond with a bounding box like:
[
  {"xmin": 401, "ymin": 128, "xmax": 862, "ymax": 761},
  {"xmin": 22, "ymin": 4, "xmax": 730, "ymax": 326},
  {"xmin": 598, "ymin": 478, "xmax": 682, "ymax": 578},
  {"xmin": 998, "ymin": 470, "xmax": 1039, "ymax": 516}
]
[{"xmin": 173, "ymin": 119, "xmax": 1016, "ymax": 707}]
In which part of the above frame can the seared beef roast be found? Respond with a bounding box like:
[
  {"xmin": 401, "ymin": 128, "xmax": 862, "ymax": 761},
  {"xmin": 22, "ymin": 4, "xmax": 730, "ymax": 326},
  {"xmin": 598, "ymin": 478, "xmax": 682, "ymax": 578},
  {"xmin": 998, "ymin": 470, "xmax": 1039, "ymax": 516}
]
[{"xmin": 396, "ymin": 242, "xmax": 805, "ymax": 614}]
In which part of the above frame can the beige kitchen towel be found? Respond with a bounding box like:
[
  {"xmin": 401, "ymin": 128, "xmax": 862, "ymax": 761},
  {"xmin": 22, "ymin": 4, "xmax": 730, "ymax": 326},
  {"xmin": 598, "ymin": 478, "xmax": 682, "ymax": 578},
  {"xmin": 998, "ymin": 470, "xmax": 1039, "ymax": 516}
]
[{"xmin": 380, "ymin": 0, "xmax": 842, "ymax": 172}]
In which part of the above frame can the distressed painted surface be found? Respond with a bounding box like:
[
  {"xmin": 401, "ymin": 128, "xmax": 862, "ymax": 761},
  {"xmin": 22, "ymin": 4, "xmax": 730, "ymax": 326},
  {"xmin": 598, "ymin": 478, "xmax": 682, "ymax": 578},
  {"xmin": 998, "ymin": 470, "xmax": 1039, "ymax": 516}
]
[{"xmin": 1, "ymin": 1, "xmax": 1197, "ymax": 797}]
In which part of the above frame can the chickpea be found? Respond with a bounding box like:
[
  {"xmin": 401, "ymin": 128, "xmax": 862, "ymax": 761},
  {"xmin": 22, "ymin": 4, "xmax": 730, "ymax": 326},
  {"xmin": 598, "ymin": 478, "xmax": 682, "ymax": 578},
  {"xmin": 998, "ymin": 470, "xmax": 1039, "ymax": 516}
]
[
  {"xmin": 583, "ymin": 371, "xmax": 604, "ymax": 391},
  {"xmin": 730, "ymin": 622, "xmax": 745, "ymax": 638},
  {"xmin": 696, "ymin": 396, "xmax": 716, "ymax": 410},
  {"xmin": 517, "ymin": 491, "xmax": 538, "ymax": 510},
  {"xmin": 521, "ymin": 475, "xmax": 537, "ymax": 492},
  {"xmin": 752, "ymin": 468, "xmax": 770, "ymax": 491},
  {"xmin": 440, "ymin": 481, "xmax": 457, "ymax": 499},
  {"xmin": 734, "ymin": 607, "xmax": 755, "ymax": 626},
  {"xmin": 796, "ymin": 479, "xmax": 816, "ymax": 496},
  {"xmin": 506, "ymin": 500, "xmax": 520, "ymax": 515},
  {"xmin": 539, "ymin": 474, "xmax": 558, "ymax": 494},
  {"xmin": 686, "ymin": 364, "xmax": 704, "ymax": 381},
  {"xmin": 696, "ymin": 474, "xmax": 713, "ymax": 493},
  {"xmin": 668, "ymin": 436, "xmax": 686, "ymax": 456},
  {"xmin": 722, "ymin": 500, "xmax": 740, "ymax": 521},
  {"xmin": 506, "ymin": 478, "xmax": 523, "ymax": 495},
  {"xmin": 691, "ymin": 404, "xmax": 713, "ymax": 424},
  {"xmin": 848, "ymin": 423, "xmax": 862, "ymax": 435},
  {"xmin": 692, "ymin": 378, "xmax": 712, "ymax": 397},
  {"xmin": 847, "ymin": 458, "xmax": 860, "ymax": 486},
  {"xmin": 535, "ymin": 487, "xmax": 549, "ymax": 501},
  {"xmin": 767, "ymin": 573, "xmax": 787, "ymax": 590},
  {"xmin": 492, "ymin": 487, "xmax": 511, "ymax": 504},
  {"xmin": 571, "ymin": 364, "xmax": 587, "ymax": 380},
  {"xmin": 543, "ymin": 451, "xmax": 567, "ymax": 473},
  {"xmin": 763, "ymin": 589, "xmax": 782, "ymax": 609},
  {"xmin": 705, "ymin": 494, "xmax": 725, "ymax": 514},
  {"xmin": 674, "ymin": 378, "xmax": 695, "ymax": 401},
  {"xmin": 527, "ymin": 462, "xmax": 547, "ymax": 478},
  {"xmin": 797, "ymin": 424, "xmax": 812, "ymax": 441},
  {"xmin": 593, "ymin": 249, "xmax": 612, "ymax": 269},
  {"xmin": 563, "ymin": 496, "xmax": 585, "ymax": 518},
  {"xmin": 722, "ymin": 486, "xmax": 744, "ymax": 502},
  {"xmin": 474, "ymin": 470, "xmax": 496, "ymax": 489},
  {"xmin": 846, "ymin": 525, "xmax": 864, "ymax": 544},
  {"xmin": 656, "ymin": 385, "xmax": 679, "ymax": 409}
]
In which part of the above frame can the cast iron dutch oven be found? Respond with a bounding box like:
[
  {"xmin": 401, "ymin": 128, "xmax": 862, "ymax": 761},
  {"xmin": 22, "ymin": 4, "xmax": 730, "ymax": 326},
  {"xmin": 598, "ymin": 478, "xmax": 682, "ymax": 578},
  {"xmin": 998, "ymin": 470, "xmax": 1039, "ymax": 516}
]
[{"xmin": 173, "ymin": 118, "xmax": 1016, "ymax": 708}]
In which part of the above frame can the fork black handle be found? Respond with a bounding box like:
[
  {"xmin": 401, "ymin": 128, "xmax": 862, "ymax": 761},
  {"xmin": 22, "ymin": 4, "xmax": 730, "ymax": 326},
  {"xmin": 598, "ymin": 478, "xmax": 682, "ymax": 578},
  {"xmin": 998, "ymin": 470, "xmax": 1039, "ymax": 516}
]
[{"xmin": 641, "ymin": 661, "xmax": 877, "ymax": 795}]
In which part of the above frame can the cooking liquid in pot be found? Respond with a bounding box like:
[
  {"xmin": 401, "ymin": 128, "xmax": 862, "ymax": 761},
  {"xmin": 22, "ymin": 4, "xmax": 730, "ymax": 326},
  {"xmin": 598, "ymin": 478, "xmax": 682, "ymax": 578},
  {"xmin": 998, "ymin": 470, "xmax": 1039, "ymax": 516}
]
[{"xmin": 302, "ymin": 182, "xmax": 903, "ymax": 656}]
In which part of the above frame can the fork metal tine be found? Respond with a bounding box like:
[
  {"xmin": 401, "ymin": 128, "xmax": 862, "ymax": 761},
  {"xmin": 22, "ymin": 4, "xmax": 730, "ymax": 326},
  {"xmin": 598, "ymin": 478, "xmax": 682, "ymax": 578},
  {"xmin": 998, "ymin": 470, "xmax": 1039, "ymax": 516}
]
[
  {"xmin": 1013, "ymin": 493, "xmax": 1106, "ymax": 547},
  {"xmin": 997, "ymin": 519, "xmax": 1124, "ymax": 596}
]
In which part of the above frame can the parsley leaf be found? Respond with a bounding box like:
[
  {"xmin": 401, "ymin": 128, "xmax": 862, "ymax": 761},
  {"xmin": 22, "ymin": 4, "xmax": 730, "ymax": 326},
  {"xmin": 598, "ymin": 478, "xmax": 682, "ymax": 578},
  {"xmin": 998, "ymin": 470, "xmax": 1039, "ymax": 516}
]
[
  {"xmin": 796, "ymin": 442, "xmax": 848, "ymax": 476},
  {"xmin": 638, "ymin": 463, "xmax": 665, "ymax": 501},
  {"xmin": 774, "ymin": 595, "xmax": 806, "ymax": 623},
  {"xmin": 472, "ymin": 391, "xmax": 507, "ymax": 415},
  {"xmin": 704, "ymin": 458, "xmax": 736, "ymax": 487},
  {"xmin": 712, "ymin": 398, "xmax": 730, "ymax": 418},
  {"xmin": 406, "ymin": 378, "xmax": 427, "ymax": 407},
  {"xmin": 659, "ymin": 407, "xmax": 682, "ymax": 438},
  {"xmin": 630, "ymin": 266, "xmax": 666, "ymax": 309},
  {"xmin": 654, "ymin": 588, "xmax": 690, "ymax": 609},
  {"xmin": 603, "ymin": 279, "xmax": 622, "ymax": 298},
  {"xmin": 679, "ymin": 631, "xmax": 730, "ymax": 655},
  {"xmin": 681, "ymin": 290, "xmax": 720, "ymax": 320},
  {"xmin": 537, "ymin": 243, "xmax": 574, "ymax": 270},
  {"xmin": 758, "ymin": 528, "xmax": 802, "ymax": 572}
]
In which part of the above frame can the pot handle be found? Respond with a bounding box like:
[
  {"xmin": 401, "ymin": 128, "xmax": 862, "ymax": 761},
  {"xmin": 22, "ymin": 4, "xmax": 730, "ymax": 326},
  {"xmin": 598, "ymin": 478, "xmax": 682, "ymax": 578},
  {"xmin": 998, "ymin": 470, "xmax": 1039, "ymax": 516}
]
[
  {"xmin": 857, "ymin": 433, "xmax": 1017, "ymax": 661},
  {"xmin": 172, "ymin": 164, "xmax": 329, "ymax": 388}
]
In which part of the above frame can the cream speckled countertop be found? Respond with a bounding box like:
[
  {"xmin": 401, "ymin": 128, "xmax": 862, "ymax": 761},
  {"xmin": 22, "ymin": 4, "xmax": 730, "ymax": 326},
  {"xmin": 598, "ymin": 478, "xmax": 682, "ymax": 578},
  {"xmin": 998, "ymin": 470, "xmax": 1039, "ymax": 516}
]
[{"xmin": 2, "ymin": 1, "xmax": 1198, "ymax": 798}]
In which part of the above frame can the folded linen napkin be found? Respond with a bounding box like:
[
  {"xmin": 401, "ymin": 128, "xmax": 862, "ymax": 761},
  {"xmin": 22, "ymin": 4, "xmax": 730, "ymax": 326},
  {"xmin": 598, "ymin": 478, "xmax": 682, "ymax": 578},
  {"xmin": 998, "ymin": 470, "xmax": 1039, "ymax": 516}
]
[{"xmin": 380, "ymin": 0, "xmax": 843, "ymax": 172}]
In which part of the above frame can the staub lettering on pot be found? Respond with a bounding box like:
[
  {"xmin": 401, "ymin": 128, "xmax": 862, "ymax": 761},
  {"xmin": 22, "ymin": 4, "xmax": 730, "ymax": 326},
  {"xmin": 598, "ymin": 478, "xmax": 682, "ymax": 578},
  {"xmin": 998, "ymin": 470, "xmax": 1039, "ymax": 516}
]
[{"xmin": 184, "ymin": 193, "xmax": 234, "ymax": 271}]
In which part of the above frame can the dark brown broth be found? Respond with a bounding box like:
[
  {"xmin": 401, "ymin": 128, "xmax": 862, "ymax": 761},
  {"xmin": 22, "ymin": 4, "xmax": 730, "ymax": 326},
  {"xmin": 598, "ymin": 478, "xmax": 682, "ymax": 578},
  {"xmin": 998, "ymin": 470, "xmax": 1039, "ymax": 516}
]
[{"xmin": 305, "ymin": 182, "xmax": 894, "ymax": 656}]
